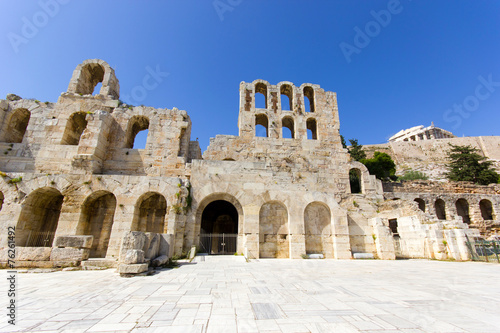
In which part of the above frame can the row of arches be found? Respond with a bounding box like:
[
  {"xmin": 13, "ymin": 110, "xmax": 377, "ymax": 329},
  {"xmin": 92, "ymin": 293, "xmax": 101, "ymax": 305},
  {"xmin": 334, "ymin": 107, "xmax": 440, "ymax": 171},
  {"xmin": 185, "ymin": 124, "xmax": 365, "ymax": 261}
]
[
  {"xmin": 1, "ymin": 109, "xmax": 151, "ymax": 150},
  {"xmin": 14, "ymin": 188, "xmax": 168, "ymax": 258},
  {"xmin": 414, "ymin": 197, "xmax": 496, "ymax": 222},
  {"xmin": 255, "ymin": 114, "xmax": 318, "ymax": 140},
  {"xmin": 254, "ymin": 82, "xmax": 315, "ymax": 113},
  {"xmin": 199, "ymin": 197, "xmax": 334, "ymax": 258}
]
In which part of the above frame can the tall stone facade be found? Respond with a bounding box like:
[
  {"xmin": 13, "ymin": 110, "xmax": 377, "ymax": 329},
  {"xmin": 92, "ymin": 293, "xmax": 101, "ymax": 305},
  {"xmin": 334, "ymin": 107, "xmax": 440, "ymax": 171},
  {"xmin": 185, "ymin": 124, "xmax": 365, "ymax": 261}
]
[{"xmin": 0, "ymin": 59, "xmax": 498, "ymax": 268}]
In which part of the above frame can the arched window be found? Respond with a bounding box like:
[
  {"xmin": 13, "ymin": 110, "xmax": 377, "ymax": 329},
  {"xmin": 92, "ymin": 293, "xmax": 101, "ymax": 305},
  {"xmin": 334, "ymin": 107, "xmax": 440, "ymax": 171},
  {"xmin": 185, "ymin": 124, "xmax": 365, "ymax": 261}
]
[
  {"xmin": 349, "ymin": 169, "xmax": 362, "ymax": 194},
  {"xmin": 125, "ymin": 116, "xmax": 149, "ymax": 149},
  {"xmin": 306, "ymin": 118, "xmax": 317, "ymax": 140},
  {"xmin": 480, "ymin": 199, "xmax": 494, "ymax": 220},
  {"xmin": 280, "ymin": 84, "xmax": 293, "ymax": 111},
  {"xmin": 435, "ymin": 199, "xmax": 446, "ymax": 220},
  {"xmin": 75, "ymin": 63, "xmax": 105, "ymax": 96},
  {"xmin": 303, "ymin": 86, "xmax": 315, "ymax": 112},
  {"xmin": 255, "ymin": 114, "xmax": 268, "ymax": 137},
  {"xmin": 61, "ymin": 112, "xmax": 88, "ymax": 145},
  {"xmin": 455, "ymin": 199, "xmax": 470, "ymax": 224},
  {"xmin": 3, "ymin": 108, "xmax": 30, "ymax": 143},
  {"xmin": 255, "ymin": 82, "xmax": 267, "ymax": 109},
  {"xmin": 282, "ymin": 116, "xmax": 294, "ymax": 139},
  {"xmin": 414, "ymin": 198, "xmax": 425, "ymax": 212}
]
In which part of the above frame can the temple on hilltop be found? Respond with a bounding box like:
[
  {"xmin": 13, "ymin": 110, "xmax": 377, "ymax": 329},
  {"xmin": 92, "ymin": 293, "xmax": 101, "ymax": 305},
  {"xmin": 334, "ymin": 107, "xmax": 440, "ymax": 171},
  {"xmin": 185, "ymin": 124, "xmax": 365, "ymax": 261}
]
[
  {"xmin": 0, "ymin": 59, "xmax": 498, "ymax": 273},
  {"xmin": 389, "ymin": 122, "xmax": 455, "ymax": 142}
]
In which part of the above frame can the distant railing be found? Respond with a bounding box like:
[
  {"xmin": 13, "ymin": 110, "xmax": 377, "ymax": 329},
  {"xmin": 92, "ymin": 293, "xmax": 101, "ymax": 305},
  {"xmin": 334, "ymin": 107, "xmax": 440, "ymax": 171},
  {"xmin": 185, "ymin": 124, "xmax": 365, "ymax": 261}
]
[
  {"xmin": 25, "ymin": 230, "xmax": 56, "ymax": 247},
  {"xmin": 465, "ymin": 235, "xmax": 500, "ymax": 263}
]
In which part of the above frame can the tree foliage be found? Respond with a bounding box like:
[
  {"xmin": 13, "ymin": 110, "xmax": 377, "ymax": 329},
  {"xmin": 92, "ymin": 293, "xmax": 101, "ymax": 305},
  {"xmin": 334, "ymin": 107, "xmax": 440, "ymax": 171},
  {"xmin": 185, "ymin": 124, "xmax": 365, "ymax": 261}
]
[
  {"xmin": 348, "ymin": 139, "xmax": 366, "ymax": 161},
  {"xmin": 340, "ymin": 135, "xmax": 347, "ymax": 149},
  {"xmin": 446, "ymin": 144, "xmax": 499, "ymax": 185},
  {"xmin": 361, "ymin": 151, "xmax": 396, "ymax": 180}
]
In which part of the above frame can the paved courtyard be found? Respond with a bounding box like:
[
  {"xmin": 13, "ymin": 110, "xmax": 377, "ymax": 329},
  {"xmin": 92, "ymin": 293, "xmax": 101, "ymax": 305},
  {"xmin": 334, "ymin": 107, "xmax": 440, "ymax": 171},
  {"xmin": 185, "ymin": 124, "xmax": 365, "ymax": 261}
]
[{"xmin": 1, "ymin": 256, "xmax": 500, "ymax": 333}]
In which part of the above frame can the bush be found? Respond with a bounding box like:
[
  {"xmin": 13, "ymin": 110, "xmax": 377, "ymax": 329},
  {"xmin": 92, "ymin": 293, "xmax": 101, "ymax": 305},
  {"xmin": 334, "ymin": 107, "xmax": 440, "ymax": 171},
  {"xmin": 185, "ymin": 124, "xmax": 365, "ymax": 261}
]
[
  {"xmin": 361, "ymin": 152, "xmax": 396, "ymax": 181},
  {"xmin": 398, "ymin": 170, "xmax": 428, "ymax": 181}
]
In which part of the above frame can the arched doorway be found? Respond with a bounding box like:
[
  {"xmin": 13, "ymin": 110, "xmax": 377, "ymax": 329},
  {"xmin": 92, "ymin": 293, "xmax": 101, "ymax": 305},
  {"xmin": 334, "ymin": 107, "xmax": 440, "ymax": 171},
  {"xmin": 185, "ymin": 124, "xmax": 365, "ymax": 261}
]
[
  {"xmin": 259, "ymin": 201, "xmax": 289, "ymax": 258},
  {"xmin": 199, "ymin": 200, "xmax": 239, "ymax": 254},
  {"xmin": 77, "ymin": 191, "xmax": 117, "ymax": 258},
  {"xmin": 16, "ymin": 187, "xmax": 63, "ymax": 247},
  {"xmin": 304, "ymin": 202, "xmax": 333, "ymax": 258}
]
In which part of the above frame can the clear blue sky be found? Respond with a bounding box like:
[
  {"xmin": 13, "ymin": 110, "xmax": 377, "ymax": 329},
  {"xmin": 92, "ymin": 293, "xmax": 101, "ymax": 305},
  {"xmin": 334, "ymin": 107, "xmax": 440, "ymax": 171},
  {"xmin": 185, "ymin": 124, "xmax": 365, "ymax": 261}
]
[{"xmin": 1, "ymin": 0, "xmax": 499, "ymax": 151}]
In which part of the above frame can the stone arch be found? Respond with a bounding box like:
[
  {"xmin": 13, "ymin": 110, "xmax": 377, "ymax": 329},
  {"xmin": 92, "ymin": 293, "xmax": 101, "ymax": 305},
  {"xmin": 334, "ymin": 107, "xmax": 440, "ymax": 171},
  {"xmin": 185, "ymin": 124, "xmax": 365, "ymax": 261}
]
[
  {"xmin": 304, "ymin": 201, "xmax": 333, "ymax": 258},
  {"xmin": 255, "ymin": 113, "xmax": 268, "ymax": 137},
  {"xmin": 435, "ymin": 198, "xmax": 446, "ymax": 220},
  {"xmin": 455, "ymin": 198, "xmax": 470, "ymax": 224},
  {"xmin": 254, "ymin": 82, "xmax": 268, "ymax": 109},
  {"xmin": 132, "ymin": 192, "xmax": 167, "ymax": 233},
  {"xmin": 349, "ymin": 168, "xmax": 362, "ymax": 194},
  {"xmin": 414, "ymin": 198, "xmax": 426, "ymax": 212},
  {"xmin": 281, "ymin": 116, "xmax": 295, "ymax": 139},
  {"xmin": 16, "ymin": 187, "xmax": 64, "ymax": 247},
  {"xmin": 280, "ymin": 84, "xmax": 293, "ymax": 111},
  {"xmin": 259, "ymin": 201, "xmax": 289, "ymax": 258},
  {"xmin": 67, "ymin": 59, "xmax": 120, "ymax": 99},
  {"xmin": 77, "ymin": 191, "xmax": 117, "ymax": 258},
  {"xmin": 303, "ymin": 86, "xmax": 315, "ymax": 112},
  {"xmin": 306, "ymin": 117, "xmax": 317, "ymax": 140},
  {"xmin": 61, "ymin": 112, "xmax": 88, "ymax": 145},
  {"xmin": 480, "ymin": 199, "xmax": 494, "ymax": 220},
  {"xmin": 125, "ymin": 115, "xmax": 149, "ymax": 148},
  {"xmin": 3, "ymin": 108, "xmax": 30, "ymax": 143}
]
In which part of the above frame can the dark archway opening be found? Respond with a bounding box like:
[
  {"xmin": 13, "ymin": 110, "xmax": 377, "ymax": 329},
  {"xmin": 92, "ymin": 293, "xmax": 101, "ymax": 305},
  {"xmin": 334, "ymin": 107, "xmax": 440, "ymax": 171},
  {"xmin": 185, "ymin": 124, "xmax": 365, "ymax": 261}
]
[
  {"xmin": 480, "ymin": 199, "xmax": 494, "ymax": 220},
  {"xmin": 349, "ymin": 169, "xmax": 362, "ymax": 194},
  {"xmin": 200, "ymin": 200, "xmax": 238, "ymax": 254},
  {"xmin": 455, "ymin": 199, "xmax": 470, "ymax": 224},
  {"xmin": 435, "ymin": 199, "xmax": 446, "ymax": 220},
  {"xmin": 414, "ymin": 198, "xmax": 425, "ymax": 212}
]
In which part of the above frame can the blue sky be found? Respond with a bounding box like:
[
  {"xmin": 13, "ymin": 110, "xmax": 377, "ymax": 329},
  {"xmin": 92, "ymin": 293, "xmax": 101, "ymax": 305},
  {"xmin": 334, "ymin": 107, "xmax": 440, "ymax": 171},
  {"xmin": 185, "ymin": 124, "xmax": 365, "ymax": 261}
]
[{"xmin": 1, "ymin": 0, "xmax": 499, "ymax": 151}]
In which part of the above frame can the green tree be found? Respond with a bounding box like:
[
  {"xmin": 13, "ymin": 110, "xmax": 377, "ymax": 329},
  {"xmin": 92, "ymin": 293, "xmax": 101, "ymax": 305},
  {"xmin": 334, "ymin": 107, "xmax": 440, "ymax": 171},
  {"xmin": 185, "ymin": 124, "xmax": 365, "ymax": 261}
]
[
  {"xmin": 446, "ymin": 144, "xmax": 499, "ymax": 185},
  {"xmin": 361, "ymin": 151, "xmax": 396, "ymax": 180},
  {"xmin": 340, "ymin": 135, "xmax": 347, "ymax": 149},
  {"xmin": 348, "ymin": 139, "xmax": 366, "ymax": 161}
]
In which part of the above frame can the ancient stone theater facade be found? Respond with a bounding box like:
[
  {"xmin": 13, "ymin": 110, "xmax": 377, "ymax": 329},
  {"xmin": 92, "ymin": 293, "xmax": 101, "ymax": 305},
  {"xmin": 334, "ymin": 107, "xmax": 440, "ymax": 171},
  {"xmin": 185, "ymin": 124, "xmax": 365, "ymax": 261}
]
[{"xmin": 0, "ymin": 59, "xmax": 498, "ymax": 268}]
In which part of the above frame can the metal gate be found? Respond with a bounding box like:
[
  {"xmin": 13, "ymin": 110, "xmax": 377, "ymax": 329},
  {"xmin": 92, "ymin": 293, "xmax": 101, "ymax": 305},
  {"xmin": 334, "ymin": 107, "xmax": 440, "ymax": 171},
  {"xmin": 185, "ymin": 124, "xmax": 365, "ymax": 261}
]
[{"xmin": 199, "ymin": 233, "xmax": 237, "ymax": 255}]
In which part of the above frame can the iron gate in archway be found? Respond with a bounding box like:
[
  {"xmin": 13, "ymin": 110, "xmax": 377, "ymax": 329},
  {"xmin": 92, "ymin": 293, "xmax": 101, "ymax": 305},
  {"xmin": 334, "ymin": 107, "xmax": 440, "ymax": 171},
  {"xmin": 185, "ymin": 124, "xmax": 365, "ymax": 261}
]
[{"xmin": 199, "ymin": 233, "xmax": 237, "ymax": 255}]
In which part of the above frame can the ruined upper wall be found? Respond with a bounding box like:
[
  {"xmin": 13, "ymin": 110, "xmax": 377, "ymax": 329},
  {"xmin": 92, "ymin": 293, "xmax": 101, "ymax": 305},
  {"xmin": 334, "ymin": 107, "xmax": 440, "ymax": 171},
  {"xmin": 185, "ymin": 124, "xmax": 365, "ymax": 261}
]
[
  {"xmin": 237, "ymin": 80, "xmax": 341, "ymax": 144},
  {"xmin": 0, "ymin": 59, "xmax": 197, "ymax": 177}
]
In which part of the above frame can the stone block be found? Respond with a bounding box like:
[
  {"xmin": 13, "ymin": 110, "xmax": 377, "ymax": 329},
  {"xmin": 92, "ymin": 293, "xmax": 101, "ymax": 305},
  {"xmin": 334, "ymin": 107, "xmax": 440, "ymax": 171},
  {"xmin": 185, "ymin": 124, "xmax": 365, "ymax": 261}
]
[
  {"xmin": 54, "ymin": 235, "xmax": 93, "ymax": 249},
  {"xmin": 118, "ymin": 263, "xmax": 148, "ymax": 274},
  {"xmin": 151, "ymin": 255, "xmax": 169, "ymax": 267},
  {"xmin": 159, "ymin": 234, "xmax": 174, "ymax": 257},
  {"xmin": 17, "ymin": 247, "xmax": 52, "ymax": 261},
  {"xmin": 144, "ymin": 233, "xmax": 160, "ymax": 259},
  {"xmin": 120, "ymin": 231, "xmax": 147, "ymax": 261},
  {"xmin": 308, "ymin": 254, "xmax": 324, "ymax": 259},
  {"xmin": 353, "ymin": 253, "xmax": 375, "ymax": 259},
  {"xmin": 122, "ymin": 249, "xmax": 144, "ymax": 264},
  {"xmin": 50, "ymin": 248, "xmax": 89, "ymax": 261}
]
